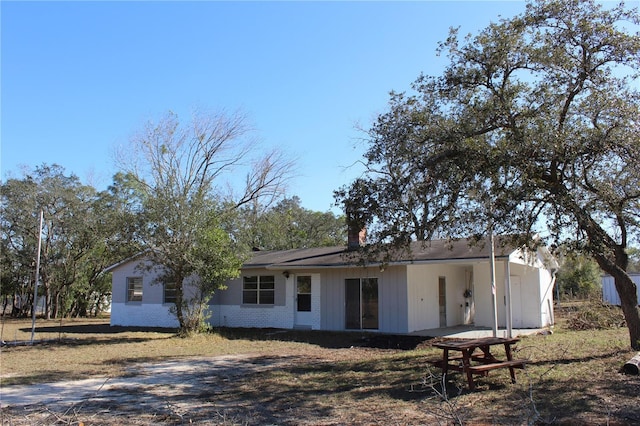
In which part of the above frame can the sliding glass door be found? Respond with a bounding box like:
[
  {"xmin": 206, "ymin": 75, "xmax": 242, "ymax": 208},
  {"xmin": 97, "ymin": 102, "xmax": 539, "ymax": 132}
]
[{"xmin": 345, "ymin": 278, "xmax": 378, "ymax": 330}]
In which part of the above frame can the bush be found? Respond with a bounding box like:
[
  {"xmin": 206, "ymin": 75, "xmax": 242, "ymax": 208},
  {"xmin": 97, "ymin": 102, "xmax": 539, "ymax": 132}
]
[{"xmin": 556, "ymin": 253, "xmax": 602, "ymax": 300}]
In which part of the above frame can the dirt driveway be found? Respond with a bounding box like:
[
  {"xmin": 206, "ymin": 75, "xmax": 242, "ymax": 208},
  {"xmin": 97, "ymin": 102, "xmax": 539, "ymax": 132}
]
[{"xmin": 1, "ymin": 354, "xmax": 318, "ymax": 425}]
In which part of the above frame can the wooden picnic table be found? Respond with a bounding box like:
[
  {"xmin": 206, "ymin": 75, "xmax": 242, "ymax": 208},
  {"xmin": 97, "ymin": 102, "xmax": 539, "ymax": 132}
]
[{"xmin": 430, "ymin": 336, "xmax": 527, "ymax": 390}]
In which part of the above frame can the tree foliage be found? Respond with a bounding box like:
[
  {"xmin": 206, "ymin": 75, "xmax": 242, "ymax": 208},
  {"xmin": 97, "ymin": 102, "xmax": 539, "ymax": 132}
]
[
  {"xmin": 627, "ymin": 247, "xmax": 640, "ymax": 272},
  {"xmin": 117, "ymin": 109, "xmax": 293, "ymax": 333},
  {"xmin": 231, "ymin": 196, "xmax": 346, "ymax": 251},
  {"xmin": 335, "ymin": 0, "xmax": 640, "ymax": 348},
  {"xmin": 556, "ymin": 252, "xmax": 601, "ymax": 299},
  {"xmin": 1, "ymin": 165, "xmax": 138, "ymax": 319}
]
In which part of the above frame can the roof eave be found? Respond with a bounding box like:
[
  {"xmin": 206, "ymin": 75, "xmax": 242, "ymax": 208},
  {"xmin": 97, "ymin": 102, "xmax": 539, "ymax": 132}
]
[{"xmin": 252, "ymin": 255, "xmax": 513, "ymax": 271}]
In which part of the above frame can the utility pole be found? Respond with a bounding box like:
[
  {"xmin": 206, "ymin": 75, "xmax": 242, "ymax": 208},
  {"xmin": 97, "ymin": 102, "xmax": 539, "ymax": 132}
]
[{"xmin": 30, "ymin": 209, "xmax": 44, "ymax": 345}]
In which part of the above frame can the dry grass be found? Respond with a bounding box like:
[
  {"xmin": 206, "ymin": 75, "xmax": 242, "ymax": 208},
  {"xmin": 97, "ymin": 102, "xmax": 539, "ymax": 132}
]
[
  {"xmin": 1, "ymin": 309, "xmax": 639, "ymax": 425},
  {"xmin": 0, "ymin": 317, "xmax": 354, "ymax": 385}
]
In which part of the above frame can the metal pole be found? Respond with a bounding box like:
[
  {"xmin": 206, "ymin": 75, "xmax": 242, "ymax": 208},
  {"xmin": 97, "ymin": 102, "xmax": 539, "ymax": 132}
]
[
  {"xmin": 505, "ymin": 260, "xmax": 513, "ymax": 338},
  {"xmin": 489, "ymin": 227, "xmax": 498, "ymax": 337},
  {"xmin": 30, "ymin": 209, "xmax": 44, "ymax": 345}
]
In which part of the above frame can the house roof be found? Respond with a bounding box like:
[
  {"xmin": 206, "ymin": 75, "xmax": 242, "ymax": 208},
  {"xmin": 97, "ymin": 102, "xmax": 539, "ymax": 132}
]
[
  {"xmin": 103, "ymin": 250, "xmax": 151, "ymax": 273},
  {"xmin": 104, "ymin": 237, "xmax": 537, "ymax": 274},
  {"xmin": 245, "ymin": 237, "xmax": 519, "ymax": 270}
]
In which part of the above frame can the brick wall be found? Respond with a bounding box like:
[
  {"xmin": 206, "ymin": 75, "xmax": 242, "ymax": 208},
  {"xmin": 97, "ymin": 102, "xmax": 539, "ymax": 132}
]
[
  {"xmin": 208, "ymin": 304, "xmax": 294, "ymax": 329},
  {"xmin": 110, "ymin": 302, "xmax": 179, "ymax": 328}
]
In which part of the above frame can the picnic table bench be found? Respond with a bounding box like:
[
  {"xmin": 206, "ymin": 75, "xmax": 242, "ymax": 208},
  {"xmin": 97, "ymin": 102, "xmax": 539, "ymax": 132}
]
[{"xmin": 428, "ymin": 336, "xmax": 527, "ymax": 390}]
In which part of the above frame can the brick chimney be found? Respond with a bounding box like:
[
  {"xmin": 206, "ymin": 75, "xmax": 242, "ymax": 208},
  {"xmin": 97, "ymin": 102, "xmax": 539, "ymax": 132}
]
[
  {"xmin": 348, "ymin": 226, "xmax": 367, "ymax": 250},
  {"xmin": 346, "ymin": 205, "xmax": 367, "ymax": 250}
]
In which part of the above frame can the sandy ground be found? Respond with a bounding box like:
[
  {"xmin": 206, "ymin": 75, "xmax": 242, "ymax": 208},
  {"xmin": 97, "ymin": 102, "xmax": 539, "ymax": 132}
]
[{"xmin": 1, "ymin": 354, "xmax": 301, "ymax": 424}]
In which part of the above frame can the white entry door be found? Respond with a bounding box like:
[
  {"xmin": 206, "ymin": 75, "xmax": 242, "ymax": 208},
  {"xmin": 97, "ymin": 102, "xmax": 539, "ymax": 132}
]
[
  {"xmin": 295, "ymin": 275, "xmax": 313, "ymax": 328},
  {"xmin": 438, "ymin": 277, "xmax": 447, "ymax": 327},
  {"xmin": 511, "ymin": 276, "xmax": 523, "ymax": 328}
]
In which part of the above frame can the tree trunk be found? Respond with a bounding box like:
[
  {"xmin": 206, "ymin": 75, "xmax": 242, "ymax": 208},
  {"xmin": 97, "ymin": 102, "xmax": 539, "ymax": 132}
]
[
  {"xmin": 27, "ymin": 292, "xmax": 35, "ymax": 318},
  {"xmin": 44, "ymin": 282, "xmax": 52, "ymax": 320},
  {"xmin": 175, "ymin": 277, "xmax": 186, "ymax": 331},
  {"xmin": 52, "ymin": 289, "xmax": 60, "ymax": 319},
  {"xmin": 572, "ymin": 201, "xmax": 640, "ymax": 350},
  {"xmin": 592, "ymin": 241, "xmax": 640, "ymax": 350},
  {"xmin": 612, "ymin": 271, "xmax": 640, "ymax": 350}
]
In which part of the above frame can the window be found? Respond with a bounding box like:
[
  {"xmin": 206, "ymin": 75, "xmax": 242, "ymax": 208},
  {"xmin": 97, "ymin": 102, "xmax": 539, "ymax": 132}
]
[
  {"xmin": 243, "ymin": 276, "xmax": 275, "ymax": 305},
  {"xmin": 127, "ymin": 277, "xmax": 143, "ymax": 302},
  {"xmin": 164, "ymin": 282, "xmax": 177, "ymax": 304},
  {"xmin": 296, "ymin": 275, "xmax": 312, "ymax": 312}
]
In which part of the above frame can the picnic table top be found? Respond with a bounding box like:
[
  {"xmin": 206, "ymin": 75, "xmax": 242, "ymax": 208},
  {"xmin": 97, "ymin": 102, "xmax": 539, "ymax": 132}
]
[{"xmin": 432, "ymin": 336, "xmax": 520, "ymax": 350}]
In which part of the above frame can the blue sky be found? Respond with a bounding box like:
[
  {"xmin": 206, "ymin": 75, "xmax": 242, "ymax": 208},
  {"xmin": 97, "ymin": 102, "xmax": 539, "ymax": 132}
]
[{"xmin": 1, "ymin": 1, "xmax": 527, "ymax": 213}]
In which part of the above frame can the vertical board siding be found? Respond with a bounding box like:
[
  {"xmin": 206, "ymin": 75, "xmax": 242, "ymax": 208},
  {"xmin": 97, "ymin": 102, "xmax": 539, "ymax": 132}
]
[
  {"xmin": 320, "ymin": 266, "xmax": 408, "ymax": 333},
  {"xmin": 311, "ymin": 273, "xmax": 322, "ymax": 329},
  {"xmin": 602, "ymin": 274, "xmax": 640, "ymax": 306},
  {"xmin": 320, "ymin": 269, "xmax": 343, "ymax": 331},
  {"xmin": 407, "ymin": 265, "xmax": 439, "ymax": 331},
  {"xmin": 378, "ymin": 266, "xmax": 408, "ymax": 333}
]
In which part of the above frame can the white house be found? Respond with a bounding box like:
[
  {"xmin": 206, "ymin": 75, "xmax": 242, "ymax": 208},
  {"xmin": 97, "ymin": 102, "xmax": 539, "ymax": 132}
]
[
  {"xmin": 106, "ymin": 237, "xmax": 556, "ymax": 334},
  {"xmin": 602, "ymin": 273, "xmax": 640, "ymax": 306}
]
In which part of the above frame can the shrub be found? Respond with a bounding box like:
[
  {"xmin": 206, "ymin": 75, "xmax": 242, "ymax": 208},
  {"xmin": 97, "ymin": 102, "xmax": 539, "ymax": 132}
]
[{"xmin": 556, "ymin": 253, "xmax": 602, "ymax": 300}]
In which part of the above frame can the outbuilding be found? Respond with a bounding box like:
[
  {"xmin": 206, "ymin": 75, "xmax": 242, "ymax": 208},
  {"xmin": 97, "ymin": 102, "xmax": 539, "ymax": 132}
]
[{"xmin": 602, "ymin": 273, "xmax": 640, "ymax": 306}]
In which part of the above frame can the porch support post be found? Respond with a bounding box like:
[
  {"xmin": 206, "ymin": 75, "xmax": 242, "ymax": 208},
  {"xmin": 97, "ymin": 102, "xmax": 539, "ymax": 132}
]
[
  {"xmin": 504, "ymin": 259, "xmax": 513, "ymax": 338},
  {"xmin": 489, "ymin": 230, "xmax": 498, "ymax": 337}
]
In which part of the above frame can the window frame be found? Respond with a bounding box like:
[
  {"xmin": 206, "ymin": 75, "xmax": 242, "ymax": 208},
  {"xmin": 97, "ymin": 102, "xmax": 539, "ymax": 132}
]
[
  {"xmin": 126, "ymin": 277, "xmax": 143, "ymax": 302},
  {"xmin": 242, "ymin": 275, "xmax": 275, "ymax": 305},
  {"xmin": 164, "ymin": 281, "xmax": 177, "ymax": 305}
]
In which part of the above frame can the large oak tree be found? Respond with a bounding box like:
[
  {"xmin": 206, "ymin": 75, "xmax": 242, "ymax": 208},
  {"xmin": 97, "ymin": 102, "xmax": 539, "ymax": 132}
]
[{"xmin": 336, "ymin": 0, "xmax": 640, "ymax": 348}]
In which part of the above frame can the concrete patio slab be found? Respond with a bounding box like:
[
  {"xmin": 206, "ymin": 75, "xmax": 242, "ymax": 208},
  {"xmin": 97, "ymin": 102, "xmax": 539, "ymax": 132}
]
[{"xmin": 410, "ymin": 325, "xmax": 548, "ymax": 338}]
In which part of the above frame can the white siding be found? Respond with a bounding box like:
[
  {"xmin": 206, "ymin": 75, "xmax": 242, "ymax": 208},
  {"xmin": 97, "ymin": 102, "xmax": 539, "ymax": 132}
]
[
  {"xmin": 471, "ymin": 262, "xmax": 496, "ymax": 328},
  {"xmin": 602, "ymin": 274, "xmax": 640, "ymax": 306},
  {"xmin": 473, "ymin": 261, "xmax": 554, "ymax": 329},
  {"xmin": 509, "ymin": 263, "xmax": 554, "ymax": 328},
  {"xmin": 406, "ymin": 264, "xmax": 469, "ymax": 332},
  {"xmin": 538, "ymin": 266, "xmax": 555, "ymax": 327}
]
